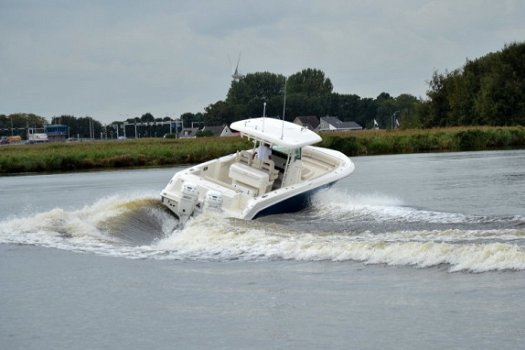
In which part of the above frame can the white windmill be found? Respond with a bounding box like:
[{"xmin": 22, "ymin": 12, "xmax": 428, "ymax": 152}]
[{"xmin": 228, "ymin": 52, "xmax": 244, "ymax": 81}]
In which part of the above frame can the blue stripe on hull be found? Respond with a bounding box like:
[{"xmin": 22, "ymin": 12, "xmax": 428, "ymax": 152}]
[
  {"xmin": 253, "ymin": 191, "xmax": 311, "ymax": 219},
  {"xmin": 253, "ymin": 182, "xmax": 335, "ymax": 219}
]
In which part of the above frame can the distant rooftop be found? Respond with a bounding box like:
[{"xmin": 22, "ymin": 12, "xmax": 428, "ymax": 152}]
[
  {"xmin": 320, "ymin": 116, "xmax": 362, "ymax": 131},
  {"xmin": 294, "ymin": 116, "xmax": 320, "ymax": 130}
]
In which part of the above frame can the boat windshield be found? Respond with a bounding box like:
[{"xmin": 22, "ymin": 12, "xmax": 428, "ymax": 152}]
[{"xmin": 272, "ymin": 145, "xmax": 301, "ymax": 160}]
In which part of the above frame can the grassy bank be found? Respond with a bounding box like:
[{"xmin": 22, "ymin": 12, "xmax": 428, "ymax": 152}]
[
  {"xmin": 1, "ymin": 126, "xmax": 524, "ymax": 174},
  {"xmin": 320, "ymin": 126, "xmax": 525, "ymax": 156},
  {"xmin": 0, "ymin": 137, "xmax": 251, "ymax": 174}
]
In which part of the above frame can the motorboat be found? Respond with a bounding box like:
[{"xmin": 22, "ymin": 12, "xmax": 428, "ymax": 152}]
[{"xmin": 160, "ymin": 117, "xmax": 355, "ymax": 223}]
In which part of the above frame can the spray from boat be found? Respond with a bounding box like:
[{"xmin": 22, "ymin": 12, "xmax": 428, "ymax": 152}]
[{"xmin": 1, "ymin": 189, "xmax": 524, "ymax": 272}]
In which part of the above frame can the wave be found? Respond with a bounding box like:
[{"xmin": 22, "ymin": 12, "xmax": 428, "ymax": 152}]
[
  {"xmin": 149, "ymin": 215, "xmax": 525, "ymax": 272},
  {"xmin": 308, "ymin": 189, "xmax": 524, "ymax": 225},
  {"xmin": 1, "ymin": 191, "xmax": 524, "ymax": 273},
  {"xmin": 0, "ymin": 194, "xmax": 177, "ymax": 254}
]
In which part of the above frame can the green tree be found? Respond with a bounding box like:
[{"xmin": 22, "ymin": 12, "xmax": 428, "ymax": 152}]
[
  {"xmin": 226, "ymin": 72, "xmax": 286, "ymax": 105},
  {"xmin": 52, "ymin": 115, "xmax": 102, "ymax": 139},
  {"xmin": 374, "ymin": 93, "xmax": 397, "ymax": 129},
  {"xmin": 287, "ymin": 68, "xmax": 333, "ymax": 97},
  {"xmin": 9, "ymin": 113, "xmax": 47, "ymax": 128},
  {"xmin": 226, "ymin": 72, "xmax": 286, "ymax": 119},
  {"xmin": 328, "ymin": 93, "xmax": 361, "ymax": 121},
  {"xmin": 180, "ymin": 112, "xmax": 204, "ymax": 128},
  {"xmin": 278, "ymin": 68, "xmax": 334, "ymax": 120},
  {"xmin": 140, "ymin": 113, "xmax": 155, "ymax": 122},
  {"xmin": 423, "ymin": 71, "xmax": 451, "ymax": 127},
  {"xmin": 395, "ymin": 94, "xmax": 421, "ymax": 129},
  {"xmin": 204, "ymin": 101, "xmax": 235, "ymax": 126},
  {"xmin": 421, "ymin": 42, "xmax": 525, "ymax": 127},
  {"xmin": 51, "ymin": 115, "xmax": 78, "ymax": 137},
  {"xmin": 0, "ymin": 113, "xmax": 48, "ymax": 138},
  {"xmin": 475, "ymin": 44, "xmax": 525, "ymax": 125}
]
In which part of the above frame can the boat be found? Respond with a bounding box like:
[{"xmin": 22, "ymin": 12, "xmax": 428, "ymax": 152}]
[{"xmin": 160, "ymin": 117, "xmax": 355, "ymax": 223}]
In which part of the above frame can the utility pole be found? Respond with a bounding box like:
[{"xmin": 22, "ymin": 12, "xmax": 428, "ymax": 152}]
[
  {"xmin": 391, "ymin": 111, "xmax": 400, "ymax": 129},
  {"xmin": 88, "ymin": 117, "xmax": 94, "ymax": 139}
]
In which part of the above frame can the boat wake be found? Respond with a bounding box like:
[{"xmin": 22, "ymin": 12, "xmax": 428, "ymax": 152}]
[
  {"xmin": 1, "ymin": 190, "xmax": 524, "ymax": 272},
  {"xmin": 0, "ymin": 195, "xmax": 178, "ymax": 256},
  {"xmin": 267, "ymin": 189, "xmax": 525, "ymax": 233}
]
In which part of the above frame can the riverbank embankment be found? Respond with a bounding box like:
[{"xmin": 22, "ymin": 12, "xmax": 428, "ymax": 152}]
[
  {"xmin": 320, "ymin": 126, "xmax": 525, "ymax": 156},
  {"xmin": 1, "ymin": 126, "xmax": 524, "ymax": 174}
]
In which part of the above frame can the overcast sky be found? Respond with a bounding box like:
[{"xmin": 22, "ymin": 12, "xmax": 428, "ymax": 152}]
[{"xmin": 1, "ymin": 0, "xmax": 524, "ymax": 123}]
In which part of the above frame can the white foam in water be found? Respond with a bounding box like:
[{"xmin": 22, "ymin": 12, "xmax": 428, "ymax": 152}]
[
  {"xmin": 151, "ymin": 215, "xmax": 525, "ymax": 272},
  {"xmin": 0, "ymin": 194, "xmax": 171, "ymax": 256},
  {"xmin": 310, "ymin": 188, "xmax": 523, "ymax": 224},
  {"xmin": 309, "ymin": 189, "xmax": 466, "ymax": 223},
  {"xmin": 1, "ymin": 192, "xmax": 525, "ymax": 272}
]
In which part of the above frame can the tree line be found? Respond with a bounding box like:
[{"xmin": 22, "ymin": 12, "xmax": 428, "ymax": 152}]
[
  {"xmin": 0, "ymin": 113, "xmax": 49, "ymax": 138},
  {"xmin": 186, "ymin": 68, "xmax": 421, "ymax": 130},
  {"xmin": 2, "ymin": 42, "xmax": 523, "ymax": 139},
  {"xmin": 185, "ymin": 42, "xmax": 525, "ymax": 129},
  {"xmin": 418, "ymin": 42, "xmax": 525, "ymax": 127}
]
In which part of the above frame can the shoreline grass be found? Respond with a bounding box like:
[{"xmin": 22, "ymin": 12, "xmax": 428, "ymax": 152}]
[
  {"xmin": 0, "ymin": 137, "xmax": 251, "ymax": 175},
  {"xmin": 1, "ymin": 126, "xmax": 524, "ymax": 175},
  {"xmin": 319, "ymin": 126, "xmax": 525, "ymax": 156}
]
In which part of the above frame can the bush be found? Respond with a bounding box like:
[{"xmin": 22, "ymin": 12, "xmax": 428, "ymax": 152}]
[{"xmin": 457, "ymin": 130, "xmax": 487, "ymax": 150}]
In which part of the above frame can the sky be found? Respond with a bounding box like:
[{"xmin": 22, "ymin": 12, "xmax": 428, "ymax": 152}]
[{"xmin": 1, "ymin": 0, "xmax": 524, "ymax": 124}]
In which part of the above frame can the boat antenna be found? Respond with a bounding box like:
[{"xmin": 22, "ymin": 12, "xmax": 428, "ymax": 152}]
[
  {"xmin": 281, "ymin": 77, "xmax": 287, "ymax": 140},
  {"xmin": 262, "ymin": 102, "xmax": 266, "ymax": 132}
]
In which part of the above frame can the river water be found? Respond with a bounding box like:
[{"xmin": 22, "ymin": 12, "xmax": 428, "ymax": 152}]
[{"xmin": 1, "ymin": 150, "xmax": 524, "ymax": 349}]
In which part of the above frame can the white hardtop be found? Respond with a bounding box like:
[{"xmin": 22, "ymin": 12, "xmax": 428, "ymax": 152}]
[{"xmin": 230, "ymin": 117, "xmax": 322, "ymax": 148}]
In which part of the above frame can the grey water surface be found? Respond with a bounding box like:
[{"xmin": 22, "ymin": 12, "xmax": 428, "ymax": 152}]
[{"xmin": 1, "ymin": 150, "xmax": 524, "ymax": 349}]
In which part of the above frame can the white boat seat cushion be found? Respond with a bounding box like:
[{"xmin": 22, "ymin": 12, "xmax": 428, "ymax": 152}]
[{"xmin": 229, "ymin": 163, "xmax": 271, "ymax": 194}]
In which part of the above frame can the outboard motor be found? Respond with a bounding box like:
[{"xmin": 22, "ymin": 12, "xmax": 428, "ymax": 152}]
[
  {"xmin": 204, "ymin": 190, "xmax": 223, "ymax": 212},
  {"xmin": 177, "ymin": 182, "xmax": 199, "ymax": 222}
]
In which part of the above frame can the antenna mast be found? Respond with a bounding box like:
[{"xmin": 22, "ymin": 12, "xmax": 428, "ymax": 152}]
[
  {"xmin": 262, "ymin": 102, "xmax": 266, "ymax": 132},
  {"xmin": 281, "ymin": 77, "xmax": 287, "ymax": 140}
]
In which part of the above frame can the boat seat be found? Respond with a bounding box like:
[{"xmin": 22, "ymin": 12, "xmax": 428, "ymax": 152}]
[
  {"xmin": 260, "ymin": 159, "xmax": 279, "ymax": 182},
  {"xmin": 251, "ymin": 158, "xmax": 279, "ymax": 184},
  {"xmin": 229, "ymin": 162, "xmax": 272, "ymax": 196},
  {"xmin": 238, "ymin": 150, "xmax": 253, "ymax": 165}
]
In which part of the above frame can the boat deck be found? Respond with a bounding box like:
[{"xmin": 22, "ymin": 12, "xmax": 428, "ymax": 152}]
[{"xmin": 194, "ymin": 148, "xmax": 339, "ymax": 197}]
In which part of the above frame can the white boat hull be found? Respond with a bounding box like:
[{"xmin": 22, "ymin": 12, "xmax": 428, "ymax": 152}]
[{"xmin": 160, "ymin": 145, "xmax": 354, "ymax": 222}]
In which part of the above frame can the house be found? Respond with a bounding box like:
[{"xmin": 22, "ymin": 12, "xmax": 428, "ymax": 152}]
[
  {"xmin": 293, "ymin": 116, "xmax": 320, "ymax": 131},
  {"xmin": 202, "ymin": 125, "xmax": 235, "ymax": 137},
  {"xmin": 179, "ymin": 128, "xmax": 200, "ymax": 138},
  {"xmin": 319, "ymin": 116, "xmax": 363, "ymax": 132}
]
